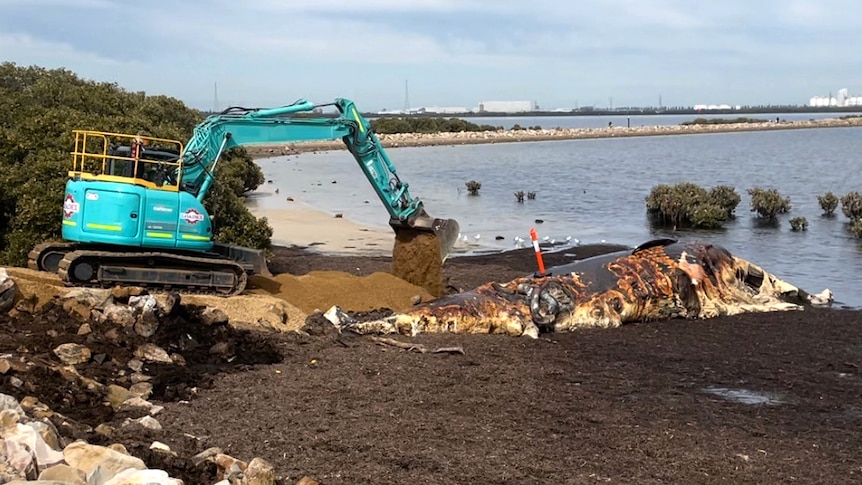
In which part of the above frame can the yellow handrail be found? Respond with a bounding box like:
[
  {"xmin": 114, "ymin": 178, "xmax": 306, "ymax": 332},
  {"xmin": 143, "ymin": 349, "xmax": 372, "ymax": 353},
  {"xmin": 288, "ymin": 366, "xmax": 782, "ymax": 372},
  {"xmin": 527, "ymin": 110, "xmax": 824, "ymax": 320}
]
[{"xmin": 69, "ymin": 130, "xmax": 186, "ymax": 192}]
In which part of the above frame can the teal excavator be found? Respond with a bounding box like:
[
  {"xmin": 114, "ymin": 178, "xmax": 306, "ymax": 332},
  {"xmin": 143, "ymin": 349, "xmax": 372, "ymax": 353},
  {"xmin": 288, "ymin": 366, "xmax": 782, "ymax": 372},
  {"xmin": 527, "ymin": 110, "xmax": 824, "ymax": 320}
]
[{"xmin": 28, "ymin": 98, "xmax": 460, "ymax": 296}]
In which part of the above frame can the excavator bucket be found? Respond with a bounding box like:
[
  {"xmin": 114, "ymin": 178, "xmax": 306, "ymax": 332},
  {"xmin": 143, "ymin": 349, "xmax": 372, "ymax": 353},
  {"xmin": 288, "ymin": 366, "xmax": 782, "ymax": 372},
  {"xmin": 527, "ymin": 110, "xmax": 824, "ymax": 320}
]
[
  {"xmin": 389, "ymin": 207, "xmax": 460, "ymax": 262},
  {"xmin": 389, "ymin": 208, "xmax": 460, "ymax": 298}
]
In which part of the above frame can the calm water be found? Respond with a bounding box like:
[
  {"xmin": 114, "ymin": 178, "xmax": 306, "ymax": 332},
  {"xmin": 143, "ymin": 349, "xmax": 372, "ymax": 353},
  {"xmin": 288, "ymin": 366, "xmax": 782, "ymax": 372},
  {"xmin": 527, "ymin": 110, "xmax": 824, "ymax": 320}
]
[
  {"xmin": 461, "ymin": 112, "xmax": 862, "ymax": 130},
  {"xmin": 251, "ymin": 125, "xmax": 862, "ymax": 308}
]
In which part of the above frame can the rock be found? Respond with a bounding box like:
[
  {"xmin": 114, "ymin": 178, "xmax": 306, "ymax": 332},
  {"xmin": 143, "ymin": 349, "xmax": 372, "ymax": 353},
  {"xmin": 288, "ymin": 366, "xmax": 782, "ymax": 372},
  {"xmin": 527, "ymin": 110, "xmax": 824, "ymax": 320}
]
[
  {"xmin": 119, "ymin": 397, "xmax": 152, "ymax": 414},
  {"xmin": 295, "ymin": 477, "xmax": 320, "ymax": 485},
  {"xmin": 134, "ymin": 416, "xmax": 161, "ymax": 430},
  {"xmin": 62, "ymin": 299, "xmax": 91, "ymax": 320},
  {"xmin": 242, "ymin": 457, "xmax": 276, "ymax": 485},
  {"xmin": 38, "ymin": 463, "xmax": 87, "ymax": 484},
  {"xmin": 106, "ymin": 385, "xmax": 131, "ymax": 410},
  {"xmin": 0, "ymin": 394, "xmax": 24, "ymax": 417},
  {"xmin": 158, "ymin": 292, "xmax": 180, "ymax": 316},
  {"xmin": 149, "ymin": 441, "xmax": 173, "ymax": 454},
  {"xmin": 76, "ymin": 323, "xmax": 92, "ymax": 336},
  {"xmin": 62, "ymin": 441, "xmax": 146, "ymax": 482},
  {"xmin": 410, "ymin": 295, "xmax": 422, "ymax": 305},
  {"xmin": 103, "ymin": 467, "xmax": 182, "ymax": 485},
  {"xmin": 133, "ymin": 315, "xmax": 159, "ymax": 338},
  {"xmin": 108, "ymin": 443, "xmax": 128, "ymax": 455},
  {"xmin": 0, "ymin": 268, "xmax": 18, "ymax": 314},
  {"xmin": 111, "ymin": 286, "xmax": 132, "ymax": 302},
  {"xmin": 130, "ymin": 373, "xmax": 152, "ymax": 384},
  {"xmin": 127, "ymin": 359, "xmax": 144, "ymax": 373},
  {"xmin": 209, "ymin": 341, "xmax": 231, "ymax": 357},
  {"xmin": 27, "ymin": 420, "xmax": 62, "ymax": 450},
  {"xmin": 2, "ymin": 418, "xmax": 65, "ymax": 472},
  {"xmin": 129, "ymin": 383, "xmax": 153, "ymax": 400},
  {"xmin": 102, "ymin": 303, "xmax": 135, "ymax": 327},
  {"xmin": 0, "ymin": 439, "xmax": 35, "ymax": 481},
  {"xmin": 52, "ymin": 343, "xmax": 92, "ymax": 365},
  {"xmin": 170, "ymin": 353, "xmax": 186, "ymax": 366},
  {"xmin": 215, "ymin": 453, "xmax": 247, "ymax": 482},
  {"xmin": 191, "ymin": 447, "xmax": 223, "ymax": 467},
  {"xmin": 7, "ymin": 377, "xmax": 22, "ymax": 388},
  {"xmin": 0, "ymin": 359, "xmax": 10, "ymax": 374},
  {"xmin": 134, "ymin": 344, "xmax": 172, "ymax": 364},
  {"xmin": 201, "ymin": 306, "xmax": 229, "ymax": 326},
  {"xmin": 94, "ymin": 424, "xmax": 114, "ymax": 438}
]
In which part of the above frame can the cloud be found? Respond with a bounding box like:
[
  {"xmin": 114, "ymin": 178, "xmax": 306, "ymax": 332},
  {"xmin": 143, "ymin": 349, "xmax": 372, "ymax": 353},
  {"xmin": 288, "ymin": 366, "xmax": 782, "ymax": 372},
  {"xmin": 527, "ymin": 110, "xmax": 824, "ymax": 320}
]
[{"xmin": 1, "ymin": 0, "xmax": 861, "ymax": 109}]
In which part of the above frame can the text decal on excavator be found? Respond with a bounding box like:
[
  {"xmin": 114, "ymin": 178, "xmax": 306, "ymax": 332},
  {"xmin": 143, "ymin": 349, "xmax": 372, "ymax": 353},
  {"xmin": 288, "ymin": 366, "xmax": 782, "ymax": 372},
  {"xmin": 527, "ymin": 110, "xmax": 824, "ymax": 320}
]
[
  {"xmin": 63, "ymin": 194, "xmax": 79, "ymax": 218},
  {"xmin": 180, "ymin": 208, "xmax": 204, "ymax": 225}
]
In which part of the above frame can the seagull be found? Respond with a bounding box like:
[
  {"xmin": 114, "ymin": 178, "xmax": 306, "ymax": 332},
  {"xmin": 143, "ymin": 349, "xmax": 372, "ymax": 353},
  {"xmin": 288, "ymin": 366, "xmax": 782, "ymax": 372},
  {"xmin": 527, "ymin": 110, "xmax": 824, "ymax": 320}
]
[
  {"xmin": 565, "ymin": 236, "xmax": 572, "ymax": 243},
  {"xmin": 542, "ymin": 235, "xmax": 550, "ymax": 242},
  {"xmin": 474, "ymin": 234, "xmax": 481, "ymax": 241},
  {"xmin": 549, "ymin": 238, "xmax": 555, "ymax": 245},
  {"xmin": 573, "ymin": 238, "xmax": 581, "ymax": 245},
  {"xmin": 601, "ymin": 239, "xmax": 607, "ymax": 243}
]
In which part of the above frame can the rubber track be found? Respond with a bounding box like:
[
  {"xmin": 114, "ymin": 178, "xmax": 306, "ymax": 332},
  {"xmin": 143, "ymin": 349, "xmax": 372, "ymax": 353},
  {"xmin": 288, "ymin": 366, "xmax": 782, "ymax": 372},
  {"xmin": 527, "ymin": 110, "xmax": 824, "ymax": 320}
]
[
  {"xmin": 27, "ymin": 241, "xmax": 78, "ymax": 271},
  {"xmin": 55, "ymin": 249, "xmax": 248, "ymax": 296}
]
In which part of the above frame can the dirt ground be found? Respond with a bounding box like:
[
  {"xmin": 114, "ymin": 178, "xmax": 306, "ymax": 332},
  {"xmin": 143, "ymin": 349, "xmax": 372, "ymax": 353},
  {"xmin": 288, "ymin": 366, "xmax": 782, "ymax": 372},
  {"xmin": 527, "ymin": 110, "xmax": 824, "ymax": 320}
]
[{"xmin": 3, "ymin": 243, "xmax": 862, "ymax": 484}]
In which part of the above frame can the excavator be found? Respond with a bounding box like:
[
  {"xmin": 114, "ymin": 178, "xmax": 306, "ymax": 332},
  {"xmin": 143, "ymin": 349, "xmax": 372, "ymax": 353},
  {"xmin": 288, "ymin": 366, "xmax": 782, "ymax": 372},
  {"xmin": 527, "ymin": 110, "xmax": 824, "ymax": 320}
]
[{"xmin": 28, "ymin": 98, "xmax": 460, "ymax": 296}]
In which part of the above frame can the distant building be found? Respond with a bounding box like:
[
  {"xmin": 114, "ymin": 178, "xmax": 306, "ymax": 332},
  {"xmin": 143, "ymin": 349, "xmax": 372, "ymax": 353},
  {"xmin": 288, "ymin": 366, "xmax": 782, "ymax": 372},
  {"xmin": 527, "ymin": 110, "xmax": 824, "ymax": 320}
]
[
  {"xmin": 809, "ymin": 89, "xmax": 860, "ymax": 107},
  {"xmin": 693, "ymin": 104, "xmax": 737, "ymax": 111},
  {"xmin": 417, "ymin": 106, "xmax": 469, "ymax": 114},
  {"xmin": 476, "ymin": 100, "xmax": 536, "ymax": 113}
]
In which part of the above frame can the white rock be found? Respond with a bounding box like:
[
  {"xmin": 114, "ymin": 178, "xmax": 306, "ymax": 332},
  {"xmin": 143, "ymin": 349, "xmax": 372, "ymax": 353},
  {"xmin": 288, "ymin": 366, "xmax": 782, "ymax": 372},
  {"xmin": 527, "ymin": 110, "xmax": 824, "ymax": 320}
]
[
  {"xmin": 102, "ymin": 467, "xmax": 182, "ymax": 485},
  {"xmin": 149, "ymin": 441, "xmax": 172, "ymax": 453},
  {"xmin": 62, "ymin": 441, "xmax": 146, "ymax": 483},
  {"xmin": 38, "ymin": 462, "xmax": 87, "ymax": 484}
]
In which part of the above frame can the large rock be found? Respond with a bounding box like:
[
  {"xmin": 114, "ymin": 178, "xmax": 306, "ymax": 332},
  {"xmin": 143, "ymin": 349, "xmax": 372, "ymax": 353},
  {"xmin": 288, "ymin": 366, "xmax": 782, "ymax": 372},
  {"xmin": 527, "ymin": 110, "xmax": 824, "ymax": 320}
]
[
  {"xmin": 62, "ymin": 441, "xmax": 147, "ymax": 483},
  {"xmin": 0, "ymin": 268, "xmax": 18, "ymax": 313},
  {"xmin": 53, "ymin": 343, "xmax": 92, "ymax": 365}
]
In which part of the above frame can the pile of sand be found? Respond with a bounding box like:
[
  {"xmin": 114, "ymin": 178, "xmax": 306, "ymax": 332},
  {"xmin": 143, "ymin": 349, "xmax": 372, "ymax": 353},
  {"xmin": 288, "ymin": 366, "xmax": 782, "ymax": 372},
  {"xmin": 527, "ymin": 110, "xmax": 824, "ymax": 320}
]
[{"xmin": 251, "ymin": 270, "xmax": 432, "ymax": 314}]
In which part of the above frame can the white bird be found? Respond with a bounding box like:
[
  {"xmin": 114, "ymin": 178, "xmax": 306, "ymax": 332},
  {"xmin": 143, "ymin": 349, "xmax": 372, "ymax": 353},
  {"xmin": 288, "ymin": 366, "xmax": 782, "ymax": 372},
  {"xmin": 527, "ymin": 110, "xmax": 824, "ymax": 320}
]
[
  {"xmin": 549, "ymin": 238, "xmax": 555, "ymax": 245},
  {"xmin": 565, "ymin": 236, "xmax": 572, "ymax": 242},
  {"xmin": 601, "ymin": 239, "xmax": 606, "ymax": 243},
  {"xmin": 573, "ymin": 238, "xmax": 581, "ymax": 245},
  {"xmin": 474, "ymin": 234, "xmax": 481, "ymax": 240},
  {"xmin": 542, "ymin": 235, "xmax": 550, "ymax": 242}
]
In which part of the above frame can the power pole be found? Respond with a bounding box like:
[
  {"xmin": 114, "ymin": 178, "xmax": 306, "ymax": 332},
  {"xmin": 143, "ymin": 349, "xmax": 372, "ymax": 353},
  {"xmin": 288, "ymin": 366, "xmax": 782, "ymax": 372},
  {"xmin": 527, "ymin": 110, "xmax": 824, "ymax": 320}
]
[
  {"xmin": 403, "ymin": 80, "xmax": 410, "ymax": 113},
  {"xmin": 213, "ymin": 82, "xmax": 219, "ymax": 113}
]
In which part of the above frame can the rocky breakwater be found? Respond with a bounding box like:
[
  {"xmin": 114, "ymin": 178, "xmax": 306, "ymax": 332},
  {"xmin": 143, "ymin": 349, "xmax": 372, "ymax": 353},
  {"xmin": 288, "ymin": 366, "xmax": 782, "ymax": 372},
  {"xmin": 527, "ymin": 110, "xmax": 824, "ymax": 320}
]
[
  {"xmin": 0, "ymin": 268, "xmax": 318, "ymax": 485},
  {"xmin": 245, "ymin": 116, "xmax": 862, "ymax": 157}
]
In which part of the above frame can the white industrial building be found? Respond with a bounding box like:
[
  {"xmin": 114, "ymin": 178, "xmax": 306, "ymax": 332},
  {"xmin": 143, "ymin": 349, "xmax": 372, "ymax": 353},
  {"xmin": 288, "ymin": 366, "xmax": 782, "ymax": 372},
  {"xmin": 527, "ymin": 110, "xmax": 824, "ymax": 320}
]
[
  {"xmin": 809, "ymin": 88, "xmax": 862, "ymax": 107},
  {"xmin": 476, "ymin": 100, "xmax": 536, "ymax": 113},
  {"xmin": 693, "ymin": 104, "xmax": 739, "ymax": 111},
  {"xmin": 416, "ymin": 106, "xmax": 469, "ymax": 114}
]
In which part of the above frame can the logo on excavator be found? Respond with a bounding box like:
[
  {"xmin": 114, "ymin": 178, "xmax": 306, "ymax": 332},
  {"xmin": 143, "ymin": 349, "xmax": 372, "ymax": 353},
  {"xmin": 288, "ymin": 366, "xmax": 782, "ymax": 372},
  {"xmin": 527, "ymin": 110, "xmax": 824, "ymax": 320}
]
[
  {"xmin": 180, "ymin": 208, "xmax": 204, "ymax": 225},
  {"xmin": 63, "ymin": 194, "xmax": 79, "ymax": 218}
]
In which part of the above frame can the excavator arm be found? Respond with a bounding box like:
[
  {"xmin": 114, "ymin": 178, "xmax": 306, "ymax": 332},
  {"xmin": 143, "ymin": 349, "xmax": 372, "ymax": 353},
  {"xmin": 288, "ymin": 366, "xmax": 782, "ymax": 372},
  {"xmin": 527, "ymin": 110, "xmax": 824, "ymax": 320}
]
[{"xmin": 177, "ymin": 98, "xmax": 459, "ymax": 260}]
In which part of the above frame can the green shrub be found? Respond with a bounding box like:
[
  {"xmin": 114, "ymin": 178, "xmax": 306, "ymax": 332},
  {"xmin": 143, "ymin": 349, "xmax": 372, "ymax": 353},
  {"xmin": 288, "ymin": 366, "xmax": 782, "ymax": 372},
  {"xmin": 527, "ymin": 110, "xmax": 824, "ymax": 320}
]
[
  {"xmin": 840, "ymin": 191, "xmax": 862, "ymax": 221},
  {"xmin": 817, "ymin": 191, "xmax": 839, "ymax": 216},
  {"xmin": 0, "ymin": 62, "xmax": 271, "ymax": 266},
  {"xmin": 680, "ymin": 117, "xmax": 770, "ymax": 126},
  {"xmin": 789, "ymin": 216, "xmax": 808, "ymax": 231},
  {"xmin": 851, "ymin": 219, "xmax": 862, "ymax": 239},
  {"xmin": 371, "ymin": 117, "xmax": 500, "ymax": 134},
  {"xmin": 747, "ymin": 187, "xmax": 791, "ymax": 220},
  {"xmin": 466, "ymin": 180, "xmax": 481, "ymax": 195},
  {"xmin": 645, "ymin": 182, "xmax": 740, "ymax": 229}
]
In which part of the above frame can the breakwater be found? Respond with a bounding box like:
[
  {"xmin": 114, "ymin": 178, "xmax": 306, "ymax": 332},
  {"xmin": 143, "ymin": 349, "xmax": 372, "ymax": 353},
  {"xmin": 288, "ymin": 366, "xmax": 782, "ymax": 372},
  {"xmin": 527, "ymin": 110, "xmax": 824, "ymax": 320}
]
[{"xmin": 245, "ymin": 116, "xmax": 862, "ymax": 159}]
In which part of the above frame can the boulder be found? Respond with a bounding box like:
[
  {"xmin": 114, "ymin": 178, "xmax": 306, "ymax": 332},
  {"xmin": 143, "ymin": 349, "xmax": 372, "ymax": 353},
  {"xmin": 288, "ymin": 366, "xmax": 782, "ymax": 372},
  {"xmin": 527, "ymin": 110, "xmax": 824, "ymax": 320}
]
[
  {"xmin": 62, "ymin": 441, "xmax": 147, "ymax": 483},
  {"xmin": 53, "ymin": 343, "xmax": 92, "ymax": 365},
  {"xmin": 0, "ymin": 268, "xmax": 18, "ymax": 314}
]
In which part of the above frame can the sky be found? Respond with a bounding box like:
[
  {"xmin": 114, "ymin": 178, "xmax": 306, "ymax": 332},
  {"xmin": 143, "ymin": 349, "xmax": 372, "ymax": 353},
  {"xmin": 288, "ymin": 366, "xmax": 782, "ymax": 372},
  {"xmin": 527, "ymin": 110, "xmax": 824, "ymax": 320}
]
[{"xmin": 1, "ymin": 0, "xmax": 860, "ymax": 112}]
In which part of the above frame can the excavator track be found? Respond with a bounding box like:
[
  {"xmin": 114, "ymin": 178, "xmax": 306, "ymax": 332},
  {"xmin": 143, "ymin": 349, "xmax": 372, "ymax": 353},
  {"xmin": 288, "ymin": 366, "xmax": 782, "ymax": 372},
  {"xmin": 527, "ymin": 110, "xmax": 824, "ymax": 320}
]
[
  {"xmin": 54, "ymin": 249, "xmax": 248, "ymax": 297},
  {"xmin": 28, "ymin": 241, "xmax": 79, "ymax": 272}
]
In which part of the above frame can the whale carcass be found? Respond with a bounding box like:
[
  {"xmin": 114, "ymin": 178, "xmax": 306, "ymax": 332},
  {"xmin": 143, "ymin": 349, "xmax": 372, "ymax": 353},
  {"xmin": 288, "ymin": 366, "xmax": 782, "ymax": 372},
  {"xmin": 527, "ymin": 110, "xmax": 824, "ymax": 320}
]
[{"xmin": 334, "ymin": 239, "xmax": 833, "ymax": 338}]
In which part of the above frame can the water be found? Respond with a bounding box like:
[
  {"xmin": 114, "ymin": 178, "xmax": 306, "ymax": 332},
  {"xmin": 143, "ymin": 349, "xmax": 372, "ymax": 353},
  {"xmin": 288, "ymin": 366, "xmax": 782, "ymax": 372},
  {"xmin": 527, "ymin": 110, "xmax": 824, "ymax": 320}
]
[
  {"xmin": 458, "ymin": 112, "xmax": 862, "ymax": 130},
  {"xmin": 250, "ymin": 124, "xmax": 862, "ymax": 308}
]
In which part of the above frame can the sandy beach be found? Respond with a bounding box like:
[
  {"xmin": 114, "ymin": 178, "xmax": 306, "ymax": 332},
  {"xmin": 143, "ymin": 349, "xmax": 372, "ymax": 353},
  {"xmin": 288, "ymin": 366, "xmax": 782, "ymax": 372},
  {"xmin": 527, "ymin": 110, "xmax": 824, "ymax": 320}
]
[{"xmin": 247, "ymin": 185, "xmax": 397, "ymax": 256}]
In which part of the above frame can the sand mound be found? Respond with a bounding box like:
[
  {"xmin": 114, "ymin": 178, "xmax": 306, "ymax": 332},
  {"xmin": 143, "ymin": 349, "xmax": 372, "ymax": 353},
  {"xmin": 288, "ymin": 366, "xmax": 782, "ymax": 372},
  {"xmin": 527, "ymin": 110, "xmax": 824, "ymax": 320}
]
[{"xmin": 253, "ymin": 270, "xmax": 432, "ymax": 314}]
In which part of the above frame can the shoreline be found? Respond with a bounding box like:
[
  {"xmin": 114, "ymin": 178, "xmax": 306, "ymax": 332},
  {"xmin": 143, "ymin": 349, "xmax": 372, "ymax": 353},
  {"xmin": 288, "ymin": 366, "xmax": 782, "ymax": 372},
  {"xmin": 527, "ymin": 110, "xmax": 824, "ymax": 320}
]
[{"xmin": 245, "ymin": 116, "xmax": 862, "ymax": 158}]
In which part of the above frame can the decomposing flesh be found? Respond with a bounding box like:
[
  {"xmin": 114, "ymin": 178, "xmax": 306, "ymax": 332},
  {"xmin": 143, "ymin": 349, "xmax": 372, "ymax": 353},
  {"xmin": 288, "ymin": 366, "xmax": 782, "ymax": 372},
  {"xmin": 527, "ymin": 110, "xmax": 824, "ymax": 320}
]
[{"xmin": 336, "ymin": 239, "xmax": 834, "ymax": 338}]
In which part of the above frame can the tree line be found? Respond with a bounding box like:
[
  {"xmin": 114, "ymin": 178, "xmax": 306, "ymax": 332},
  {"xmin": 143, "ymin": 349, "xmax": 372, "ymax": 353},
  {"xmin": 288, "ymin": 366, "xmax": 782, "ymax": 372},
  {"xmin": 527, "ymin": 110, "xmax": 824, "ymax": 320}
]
[{"xmin": 0, "ymin": 62, "xmax": 272, "ymax": 266}]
